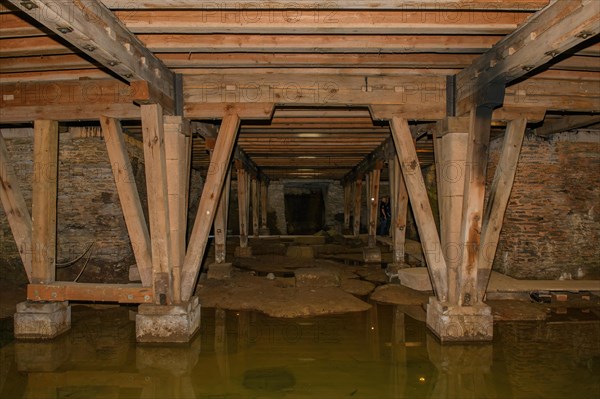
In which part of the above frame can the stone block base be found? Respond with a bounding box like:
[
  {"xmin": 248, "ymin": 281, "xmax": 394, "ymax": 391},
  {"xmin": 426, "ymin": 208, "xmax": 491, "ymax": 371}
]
[
  {"xmin": 295, "ymin": 267, "xmax": 340, "ymax": 288},
  {"xmin": 398, "ymin": 267, "xmax": 433, "ymax": 291},
  {"xmin": 362, "ymin": 246, "xmax": 381, "ymax": 263},
  {"xmin": 426, "ymin": 297, "xmax": 493, "ymax": 342},
  {"xmin": 286, "ymin": 245, "xmax": 314, "ymax": 259},
  {"xmin": 14, "ymin": 301, "xmax": 71, "ymax": 340},
  {"xmin": 235, "ymin": 246, "xmax": 253, "ymax": 258},
  {"xmin": 207, "ymin": 262, "xmax": 233, "ymax": 280},
  {"xmin": 136, "ymin": 297, "xmax": 201, "ymax": 343}
]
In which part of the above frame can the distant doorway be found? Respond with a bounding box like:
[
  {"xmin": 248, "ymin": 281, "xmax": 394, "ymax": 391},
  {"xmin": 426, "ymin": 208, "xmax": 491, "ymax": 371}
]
[{"xmin": 284, "ymin": 186, "xmax": 325, "ymax": 234}]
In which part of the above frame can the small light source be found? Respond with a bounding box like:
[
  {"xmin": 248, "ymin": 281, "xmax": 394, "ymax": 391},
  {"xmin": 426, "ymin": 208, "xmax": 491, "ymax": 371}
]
[
  {"xmin": 57, "ymin": 26, "xmax": 73, "ymax": 34},
  {"xmin": 20, "ymin": 1, "xmax": 38, "ymax": 10},
  {"xmin": 419, "ymin": 376, "xmax": 426, "ymax": 383},
  {"xmin": 370, "ymin": 326, "xmax": 375, "ymax": 330}
]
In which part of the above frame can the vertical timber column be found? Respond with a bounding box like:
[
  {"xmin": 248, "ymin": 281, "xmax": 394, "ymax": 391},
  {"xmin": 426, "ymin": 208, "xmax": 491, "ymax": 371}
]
[
  {"xmin": 214, "ymin": 165, "xmax": 231, "ymax": 264},
  {"xmin": 164, "ymin": 116, "xmax": 192, "ymax": 303},
  {"xmin": 141, "ymin": 104, "xmax": 173, "ymax": 305},
  {"xmin": 353, "ymin": 177, "xmax": 362, "ymax": 237},
  {"xmin": 260, "ymin": 180, "xmax": 269, "ymax": 235},
  {"xmin": 434, "ymin": 118, "xmax": 468, "ymax": 304},
  {"xmin": 0, "ymin": 132, "xmax": 32, "ymax": 281},
  {"xmin": 236, "ymin": 165, "xmax": 249, "ymax": 249},
  {"xmin": 343, "ymin": 183, "xmax": 351, "ymax": 230},
  {"xmin": 367, "ymin": 166, "xmax": 381, "ymax": 248},
  {"xmin": 31, "ymin": 120, "xmax": 58, "ymax": 284},
  {"xmin": 457, "ymin": 106, "xmax": 494, "ymax": 307},
  {"xmin": 251, "ymin": 177, "xmax": 259, "ymax": 237},
  {"xmin": 389, "ymin": 154, "xmax": 408, "ymax": 265}
]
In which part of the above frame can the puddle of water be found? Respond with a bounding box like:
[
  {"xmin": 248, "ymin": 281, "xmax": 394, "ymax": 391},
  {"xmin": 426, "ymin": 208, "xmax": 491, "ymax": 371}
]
[{"xmin": 0, "ymin": 304, "xmax": 598, "ymax": 399}]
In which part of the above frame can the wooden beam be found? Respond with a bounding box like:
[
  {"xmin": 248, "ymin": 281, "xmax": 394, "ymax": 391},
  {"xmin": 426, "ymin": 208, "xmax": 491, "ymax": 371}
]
[
  {"xmin": 390, "ymin": 117, "xmax": 447, "ymax": 301},
  {"xmin": 535, "ymin": 114, "xmax": 600, "ymax": 136},
  {"xmin": 456, "ymin": 106, "xmax": 494, "ymax": 306},
  {"xmin": 343, "ymin": 183, "xmax": 351, "ymax": 230},
  {"xmin": 141, "ymin": 104, "xmax": 173, "ymax": 304},
  {"xmin": 367, "ymin": 167, "xmax": 382, "ymax": 248},
  {"xmin": 164, "ymin": 116, "xmax": 192, "ymax": 302},
  {"xmin": 100, "ymin": 116, "xmax": 152, "ymax": 287},
  {"xmin": 389, "ymin": 154, "xmax": 408, "ymax": 264},
  {"xmin": 180, "ymin": 113, "xmax": 240, "ymax": 301},
  {"xmin": 27, "ymin": 282, "xmax": 153, "ymax": 304},
  {"xmin": 478, "ymin": 118, "xmax": 527, "ymax": 299},
  {"xmin": 456, "ymin": 0, "xmax": 600, "ymax": 113},
  {"xmin": 260, "ymin": 180, "xmax": 268, "ymax": 231},
  {"xmin": 31, "ymin": 120, "xmax": 58, "ymax": 284},
  {"xmin": 214, "ymin": 165, "xmax": 231, "ymax": 264},
  {"xmin": 0, "ymin": 132, "xmax": 32, "ymax": 281},
  {"xmin": 342, "ymin": 138, "xmax": 394, "ymax": 186},
  {"xmin": 7, "ymin": 0, "xmax": 175, "ymax": 103},
  {"xmin": 251, "ymin": 178, "xmax": 259, "ymax": 237},
  {"xmin": 353, "ymin": 178, "xmax": 363, "ymax": 237},
  {"xmin": 102, "ymin": 0, "xmax": 549, "ymax": 11}
]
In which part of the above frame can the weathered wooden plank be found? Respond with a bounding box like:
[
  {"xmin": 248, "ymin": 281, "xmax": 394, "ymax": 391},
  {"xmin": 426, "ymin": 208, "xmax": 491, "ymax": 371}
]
[
  {"xmin": 535, "ymin": 114, "xmax": 600, "ymax": 136},
  {"xmin": 260, "ymin": 180, "xmax": 268, "ymax": 231},
  {"xmin": 367, "ymin": 168, "xmax": 382, "ymax": 248},
  {"xmin": 456, "ymin": 106, "xmax": 494, "ymax": 306},
  {"xmin": 236, "ymin": 166, "xmax": 249, "ymax": 248},
  {"xmin": 0, "ymin": 131, "xmax": 32, "ymax": 281},
  {"xmin": 251, "ymin": 177, "xmax": 259, "ymax": 237},
  {"xmin": 31, "ymin": 120, "xmax": 58, "ymax": 284},
  {"xmin": 214, "ymin": 165, "xmax": 231, "ymax": 263},
  {"xmin": 353, "ymin": 178, "xmax": 363, "ymax": 237},
  {"xmin": 478, "ymin": 118, "xmax": 527, "ymax": 299},
  {"xmin": 6, "ymin": 0, "xmax": 175, "ymax": 101},
  {"xmin": 343, "ymin": 183, "xmax": 351, "ymax": 230},
  {"xmin": 27, "ymin": 282, "xmax": 153, "ymax": 304},
  {"xmin": 390, "ymin": 116, "xmax": 448, "ymax": 301},
  {"xmin": 389, "ymin": 154, "xmax": 408, "ymax": 264},
  {"xmin": 100, "ymin": 116, "xmax": 152, "ymax": 287},
  {"xmin": 141, "ymin": 104, "xmax": 173, "ymax": 304},
  {"xmin": 180, "ymin": 113, "xmax": 240, "ymax": 301}
]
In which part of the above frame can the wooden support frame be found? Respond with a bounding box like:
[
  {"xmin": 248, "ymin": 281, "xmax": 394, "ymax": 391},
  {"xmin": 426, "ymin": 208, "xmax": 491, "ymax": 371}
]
[
  {"xmin": 141, "ymin": 104, "xmax": 173, "ymax": 304},
  {"xmin": 236, "ymin": 166, "xmax": 250, "ymax": 248},
  {"xmin": 353, "ymin": 177, "xmax": 363, "ymax": 237},
  {"xmin": 478, "ymin": 118, "xmax": 527, "ymax": 299},
  {"xmin": 31, "ymin": 120, "xmax": 58, "ymax": 284},
  {"xmin": 367, "ymin": 166, "xmax": 382, "ymax": 248},
  {"xmin": 180, "ymin": 113, "xmax": 240, "ymax": 301},
  {"xmin": 251, "ymin": 177, "xmax": 259, "ymax": 237},
  {"xmin": 27, "ymin": 282, "xmax": 153, "ymax": 304},
  {"xmin": 164, "ymin": 116, "xmax": 192, "ymax": 302},
  {"xmin": 100, "ymin": 116, "xmax": 152, "ymax": 287},
  {"xmin": 260, "ymin": 180, "xmax": 268, "ymax": 231},
  {"xmin": 456, "ymin": 106, "xmax": 494, "ymax": 306},
  {"xmin": 0, "ymin": 132, "xmax": 32, "ymax": 281},
  {"xmin": 390, "ymin": 117, "xmax": 448, "ymax": 301},
  {"xmin": 389, "ymin": 154, "xmax": 408, "ymax": 264},
  {"xmin": 214, "ymin": 164, "xmax": 231, "ymax": 264},
  {"xmin": 343, "ymin": 183, "xmax": 351, "ymax": 230}
]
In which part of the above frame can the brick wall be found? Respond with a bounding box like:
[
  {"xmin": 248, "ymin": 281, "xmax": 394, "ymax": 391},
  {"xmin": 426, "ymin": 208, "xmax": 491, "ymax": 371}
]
[
  {"xmin": 486, "ymin": 130, "xmax": 600, "ymax": 279},
  {"xmin": 0, "ymin": 129, "xmax": 147, "ymax": 283}
]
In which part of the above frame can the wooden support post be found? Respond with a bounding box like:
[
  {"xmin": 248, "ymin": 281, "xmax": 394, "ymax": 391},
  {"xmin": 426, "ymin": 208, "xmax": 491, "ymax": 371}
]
[
  {"xmin": 0, "ymin": 132, "xmax": 32, "ymax": 281},
  {"xmin": 353, "ymin": 177, "xmax": 362, "ymax": 237},
  {"xmin": 164, "ymin": 116, "xmax": 192, "ymax": 302},
  {"xmin": 457, "ymin": 106, "xmax": 494, "ymax": 306},
  {"xmin": 214, "ymin": 165, "xmax": 231, "ymax": 263},
  {"xmin": 101, "ymin": 116, "xmax": 153, "ymax": 287},
  {"xmin": 180, "ymin": 114, "xmax": 240, "ymax": 301},
  {"xmin": 343, "ymin": 183, "xmax": 351, "ymax": 230},
  {"xmin": 141, "ymin": 104, "xmax": 173, "ymax": 305},
  {"xmin": 31, "ymin": 120, "xmax": 58, "ymax": 284},
  {"xmin": 390, "ymin": 117, "xmax": 448, "ymax": 301},
  {"xmin": 434, "ymin": 118, "xmax": 468, "ymax": 304},
  {"xmin": 389, "ymin": 154, "xmax": 408, "ymax": 264},
  {"xmin": 260, "ymin": 180, "xmax": 268, "ymax": 231},
  {"xmin": 478, "ymin": 118, "xmax": 527, "ymax": 299},
  {"xmin": 251, "ymin": 177, "xmax": 259, "ymax": 237},
  {"xmin": 367, "ymin": 167, "xmax": 381, "ymax": 248},
  {"xmin": 236, "ymin": 166, "xmax": 249, "ymax": 248}
]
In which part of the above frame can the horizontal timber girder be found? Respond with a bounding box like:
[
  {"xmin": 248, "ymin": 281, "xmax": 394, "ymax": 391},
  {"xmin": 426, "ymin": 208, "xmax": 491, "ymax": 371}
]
[
  {"xmin": 6, "ymin": 0, "xmax": 175, "ymax": 106},
  {"xmin": 27, "ymin": 282, "xmax": 154, "ymax": 304},
  {"xmin": 456, "ymin": 0, "xmax": 600, "ymax": 113},
  {"xmin": 342, "ymin": 138, "xmax": 394, "ymax": 186},
  {"xmin": 234, "ymin": 147, "xmax": 269, "ymax": 184}
]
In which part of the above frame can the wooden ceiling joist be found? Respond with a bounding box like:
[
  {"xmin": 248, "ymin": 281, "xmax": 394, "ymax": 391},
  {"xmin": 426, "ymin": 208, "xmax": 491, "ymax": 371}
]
[{"xmin": 6, "ymin": 0, "xmax": 175, "ymax": 105}]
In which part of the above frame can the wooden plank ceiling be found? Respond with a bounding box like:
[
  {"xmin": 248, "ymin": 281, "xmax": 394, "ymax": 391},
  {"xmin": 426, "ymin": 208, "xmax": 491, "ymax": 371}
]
[{"xmin": 1, "ymin": 0, "xmax": 598, "ymax": 180}]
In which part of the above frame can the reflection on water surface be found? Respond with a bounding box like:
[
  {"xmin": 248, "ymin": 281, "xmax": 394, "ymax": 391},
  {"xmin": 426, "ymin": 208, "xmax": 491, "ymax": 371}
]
[{"xmin": 0, "ymin": 304, "xmax": 598, "ymax": 399}]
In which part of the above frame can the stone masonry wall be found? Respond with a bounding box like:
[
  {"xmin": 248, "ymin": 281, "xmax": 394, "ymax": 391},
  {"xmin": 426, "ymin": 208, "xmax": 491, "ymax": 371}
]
[
  {"xmin": 486, "ymin": 130, "xmax": 600, "ymax": 279},
  {"xmin": 1, "ymin": 129, "xmax": 146, "ymax": 283}
]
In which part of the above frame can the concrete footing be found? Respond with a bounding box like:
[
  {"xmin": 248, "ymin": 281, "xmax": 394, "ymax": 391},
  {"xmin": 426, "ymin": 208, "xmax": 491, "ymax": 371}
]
[
  {"xmin": 207, "ymin": 262, "xmax": 233, "ymax": 280},
  {"xmin": 295, "ymin": 267, "xmax": 340, "ymax": 288},
  {"xmin": 136, "ymin": 296, "xmax": 201, "ymax": 343},
  {"xmin": 426, "ymin": 297, "xmax": 493, "ymax": 342},
  {"xmin": 235, "ymin": 246, "xmax": 253, "ymax": 257},
  {"xmin": 14, "ymin": 301, "xmax": 71, "ymax": 340},
  {"xmin": 286, "ymin": 245, "xmax": 314, "ymax": 259},
  {"xmin": 362, "ymin": 246, "xmax": 381, "ymax": 263}
]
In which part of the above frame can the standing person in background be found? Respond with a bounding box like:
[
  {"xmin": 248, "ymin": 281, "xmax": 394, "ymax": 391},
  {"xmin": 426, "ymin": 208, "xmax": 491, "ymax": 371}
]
[{"xmin": 378, "ymin": 196, "xmax": 391, "ymax": 236}]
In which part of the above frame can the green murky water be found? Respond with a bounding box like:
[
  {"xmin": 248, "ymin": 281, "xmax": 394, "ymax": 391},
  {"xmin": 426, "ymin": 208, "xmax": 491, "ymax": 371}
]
[{"xmin": 0, "ymin": 304, "xmax": 599, "ymax": 399}]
